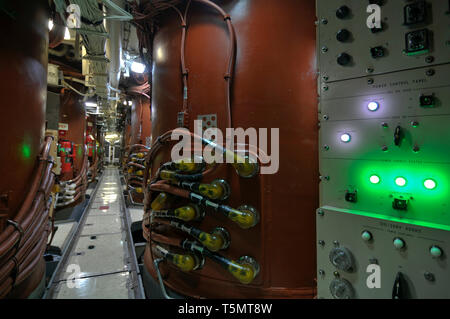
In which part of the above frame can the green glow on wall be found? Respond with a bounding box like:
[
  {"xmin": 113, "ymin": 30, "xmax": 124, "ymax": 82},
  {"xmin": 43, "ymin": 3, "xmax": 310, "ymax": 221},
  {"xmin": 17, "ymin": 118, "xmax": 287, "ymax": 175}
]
[{"xmin": 21, "ymin": 143, "xmax": 31, "ymax": 159}]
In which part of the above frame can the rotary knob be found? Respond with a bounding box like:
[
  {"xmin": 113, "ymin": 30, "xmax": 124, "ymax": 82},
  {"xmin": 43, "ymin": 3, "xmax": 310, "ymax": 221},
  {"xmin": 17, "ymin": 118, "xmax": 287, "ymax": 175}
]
[
  {"xmin": 329, "ymin": 247, "xmax": 355, "ymax": 272},
  {"xmin": 337, "ymin": 53, "xmax": 352, "ymax": 66},
  {"xmin": 330, "ymin": 278, "xmax": 355, "ymax": 299},
  {"xmin": 336, "ymin": 5, "xmax": 350, "ymax": 19},
  {"xmin": 336, "ymin": 29, "xmax": 351, "ymax": 42}
]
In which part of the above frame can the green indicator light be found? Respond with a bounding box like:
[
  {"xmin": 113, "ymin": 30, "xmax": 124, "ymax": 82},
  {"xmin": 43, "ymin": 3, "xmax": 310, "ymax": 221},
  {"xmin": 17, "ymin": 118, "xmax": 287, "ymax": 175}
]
[
  {"xmin": 21, "ymin": 143, "xmax": 31, "ymax": 159},
  {"xmin": 424, "ymin": 179, "xmax": 437, "ymax": 190},
  {"xmin": 395, "ymin": 177, "xmax": 407, "ymax": 187},
  {"xmin": 370, "ymin": 175, "xmax": 380, "ymax": 184}
]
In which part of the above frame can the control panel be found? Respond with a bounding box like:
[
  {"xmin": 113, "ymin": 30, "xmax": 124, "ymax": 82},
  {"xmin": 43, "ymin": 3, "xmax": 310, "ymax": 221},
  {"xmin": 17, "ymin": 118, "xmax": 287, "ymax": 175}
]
[
  {"xmin": 316, "ymin": 0, "xmax": 450, "ymax": 298},
  {"xmin": 317, "ymin": 207, "xmax": 450, "ymax": 299}
]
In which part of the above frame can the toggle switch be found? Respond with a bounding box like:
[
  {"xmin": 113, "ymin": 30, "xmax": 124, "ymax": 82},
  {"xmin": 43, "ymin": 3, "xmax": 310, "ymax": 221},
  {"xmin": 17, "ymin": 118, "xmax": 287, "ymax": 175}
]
[
  {"xmin": 392, "ymin": 272, "xmax": 409, "ymax": 299},
  {"xmin": 394, "ymin": 126, "xmax": 403, "ymax": 146}
]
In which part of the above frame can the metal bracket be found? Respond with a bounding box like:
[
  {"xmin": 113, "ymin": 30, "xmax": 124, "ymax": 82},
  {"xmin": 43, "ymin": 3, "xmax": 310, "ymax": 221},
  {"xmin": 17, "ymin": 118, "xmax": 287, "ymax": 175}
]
[{"xmin": 153, "ymin": 258, "xmax": 174, "ymax": 299}]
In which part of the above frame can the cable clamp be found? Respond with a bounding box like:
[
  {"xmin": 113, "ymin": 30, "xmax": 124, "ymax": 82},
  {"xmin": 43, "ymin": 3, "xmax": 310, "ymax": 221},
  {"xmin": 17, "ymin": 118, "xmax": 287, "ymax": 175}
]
[
  {"xmin": 7, "ymin": 219, "xmax": 24, "ymax": 253},
  {"xmin": 223, "ymin": 14, "xmax": 231, "ymax": 21}
]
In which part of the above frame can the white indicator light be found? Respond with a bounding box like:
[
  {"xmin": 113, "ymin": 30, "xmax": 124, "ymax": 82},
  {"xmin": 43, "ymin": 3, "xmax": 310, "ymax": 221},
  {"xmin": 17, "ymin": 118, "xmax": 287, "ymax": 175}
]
[
  {"xmin": 395, "ymin": 177, "xmax": 407, "ymax": 187},
  {"xmin": 424, "ymin": 179, "xmax": 436, "ymax": 190},
  {"xmin": 370, "ymin": 175, "xmax": 380, "ymax": 184},
  {"xmin": 368, "ymin": 101, "xmax": 379, "ymax": 112},
  {"xmin": 340, "ymin": 133, "xmax": 351, "ymax": 143}
]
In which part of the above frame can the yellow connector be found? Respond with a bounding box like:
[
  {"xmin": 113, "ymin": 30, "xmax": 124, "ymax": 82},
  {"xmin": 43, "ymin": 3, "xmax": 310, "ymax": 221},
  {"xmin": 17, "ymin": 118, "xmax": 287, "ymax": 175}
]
[
  {"xmin": 197, "ymin": 227, "xmax": 230, "ymax": 252},
  {"xmin": 227, "ymin": 256, "xmax": 260, "ymax": 285},
  {"xmin": 169, "ymin": 253, "xmax": 198, "ymax": 272},
  {"xmin": 226, "ymin": 205, "xmax": 259, "ymax": 229},
  {"xmin": 151, "ymin": 192, "xmax": 169, "ymax": 210},
  {"xmin": 136, "ymin": 170, "xmax": 144, "ymax": 176},
  {"xmin": 173, "ymin": 205, "xmax": 202, "ymax": 222},
  {"xmin": 198, "ymin": 179, "xmax": 230, "ymax": 201},
  {"xmin": 127, "ymin": 168, "xmax": 133, "ymax": 174},
  {"xmin": 135, "ymin": 187, "xmax": 143, "ymax": 194},
  {"xmin": 173, "ymin": 159, "xmax": 203, "ymax": 173},
  {"xmin": 137, "ymin": 153, "xmax": 145, "ymax": 159},
  {"xmin": 160, "ymin": 170, "xmax": 178, "ymax": 182}
]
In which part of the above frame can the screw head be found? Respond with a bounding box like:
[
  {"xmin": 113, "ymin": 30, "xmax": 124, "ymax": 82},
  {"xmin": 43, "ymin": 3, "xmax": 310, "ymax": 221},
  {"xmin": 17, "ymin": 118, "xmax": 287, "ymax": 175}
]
[
  {"xmin": 413, "ymin": 146, "xmax": 420, "ymax": 152},
  {"xmin": 321, "ymin": 46, "xmax": 328, "ymax": 53},
  {"xmin": 319, "ymin": 269, "xmax": 325, "ymax": 276},
  {"xmin": 321, "ymin": 18, "xmax": 328, "ymax": 25},
  {"xmin": 424, "ymin": 272, "xmax": 435, "ymax": 282},
  {"xmin": 319, "ymin": 240, "xmax": 325, "ymax": 246},
  {"xmin": 411, "ymin": 121, "xmax": 419, "ymax": 127},
  {"xmin": 366, "ymin": 68, "xmax": 374, "ymax": 73},
  {"xmin": 426, "ymin": 69, "xmax": 435, "ymax": 76},
  {"xmin": 318, "ymin": 209, "xmax": 325, "ymax": 216},
  {"xmin": 425, "ymin": 56, "xmax": 434, "ymax": 63},
  {"xmin": 323, "ymin": 145, "xmax": 330, "ymax": 151},
  {"xmin": 368, "ymin": 78, "xmax": 374, "ymax": 84},
  {"xmin": 323, "ymin": 115, "xmax": 329, "ymax": 120},
  {"xmin": 381, "ymin": 122, "xmax": 388, "ymax": 128},
  {"xmin": 382, "ymin": 145, "xmax": 388, "ymax": 152}
]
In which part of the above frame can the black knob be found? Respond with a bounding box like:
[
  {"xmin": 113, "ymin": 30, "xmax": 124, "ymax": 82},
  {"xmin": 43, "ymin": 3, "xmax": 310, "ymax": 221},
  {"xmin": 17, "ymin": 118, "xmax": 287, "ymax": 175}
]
[
  {"xmin": 336, "ymin": 29, "xmax": 351, "ymax": 42},
  {"xmin": 337, "ymin": 53, "xmax": 352, "ymax": 66},
  {"xmin": 336, "ymin": 5, "xmax": 350, "ymax": 19}
]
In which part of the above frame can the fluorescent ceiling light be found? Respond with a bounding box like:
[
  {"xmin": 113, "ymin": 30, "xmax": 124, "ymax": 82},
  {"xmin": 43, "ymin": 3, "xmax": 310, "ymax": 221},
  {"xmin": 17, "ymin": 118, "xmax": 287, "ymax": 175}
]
[
  {"xmin": 131, "ymin": 61, "xmax": 146, "ymax": 73},
  {"xmin": 48, "ymin": 19, "xmax": 54, "ymax": 31}
]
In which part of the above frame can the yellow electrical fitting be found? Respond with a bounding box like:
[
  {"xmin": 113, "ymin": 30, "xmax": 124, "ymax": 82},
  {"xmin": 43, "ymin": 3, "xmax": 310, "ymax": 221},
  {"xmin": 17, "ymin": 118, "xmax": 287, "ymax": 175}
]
[
  {"xmin": 173, "ymin": 205, "xmax": 201, "ymax": 222},
  {"xmin": 227, "ymin": 256, "xmax": 260, "ymax": 285},
  {"xmin": 227, "ymin": 205, "xmax": 259, "ymax": 229},
  {"xmin": 174, "ymin": 159, "xmax": 202, "ymax": 173},
  {"xmin": 198, "ymin": 179, "xmax": 230, "ymax": 201},
  {"xmin": 169, "ymin": 253, "xmax": 198, "ymax": 272},
  {"xmin": 136, "ymin": 170, "xmax": 144, "ymax": 176},
  {"xmin": 151, "ymin": 192, "xmax": 169, "ymax": 210},
  {"xmin": 223, "ymin": 149, "xmax": 259, "ymax": 178},
  {"xmin": 160, "ymin": 170, "xmax": 178, "ymax": 182},
  {"xmin": 137, "ymin": 153, "xmax": 145, "ymax": 159},
  {"xmin": 197, "ymin": 227, "xmax": 230, "ymax": 252},
  {"xmin": 135, "ymin": 187, "xmax": 143, "ymax": 194},
  {"xmin": 127, "ymin": 168, "xmax": 133, "ymax": 174}
]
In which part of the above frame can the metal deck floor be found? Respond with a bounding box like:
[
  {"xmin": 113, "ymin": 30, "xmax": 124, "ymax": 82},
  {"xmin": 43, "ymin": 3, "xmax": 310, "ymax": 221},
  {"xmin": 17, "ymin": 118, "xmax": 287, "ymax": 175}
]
[{"xmin": 46, "ymin": 167, "xmax": 144, "ymax": 299}]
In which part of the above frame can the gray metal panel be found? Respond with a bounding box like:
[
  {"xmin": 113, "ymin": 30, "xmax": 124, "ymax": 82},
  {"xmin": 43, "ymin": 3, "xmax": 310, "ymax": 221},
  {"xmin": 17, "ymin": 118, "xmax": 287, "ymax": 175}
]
[
  {"xmin": 316, "ymin": 0, "xmax": 450, "ymax": 83},
  {"xmin": 317, "ymin": 207, "xmax": 450, "ymax": 299},
  {"xmin": 46, "ymin": 91, "xmax": 60, "ymax": 130}
]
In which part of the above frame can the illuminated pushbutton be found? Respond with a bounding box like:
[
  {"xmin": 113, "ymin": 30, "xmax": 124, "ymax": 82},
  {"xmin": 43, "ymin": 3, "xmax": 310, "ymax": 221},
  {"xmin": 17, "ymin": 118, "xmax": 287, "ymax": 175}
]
[
  {"xmin": 361, "ymin": 231, "xmax": 373, "ymax": 242},
  {"xmin": 393, "ymin": 238, "xmax": 405, "ymax": 250},
  {"xmin": 430, "ymin": 246, "xmax": 443, "ymax": 258}
]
